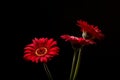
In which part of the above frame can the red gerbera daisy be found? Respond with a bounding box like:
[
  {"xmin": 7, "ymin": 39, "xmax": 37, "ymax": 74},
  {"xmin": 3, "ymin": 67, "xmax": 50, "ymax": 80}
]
[
  {"xmin": 60, "ymin": 35, "xmax": 96, "ymax": 46},
  {"xmin": 24, "ymin": 38, "xmax": 59, "ymax": 63},
  {"xmin": 77, "ymin": 20, "xmax": 104, "ymax": 40}
]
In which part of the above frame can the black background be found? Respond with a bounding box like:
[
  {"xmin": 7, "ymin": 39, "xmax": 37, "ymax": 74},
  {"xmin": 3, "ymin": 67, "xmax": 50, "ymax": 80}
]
[{"xmin": 7, "ymin": 0, "xmax": 120, "ymax": 80}]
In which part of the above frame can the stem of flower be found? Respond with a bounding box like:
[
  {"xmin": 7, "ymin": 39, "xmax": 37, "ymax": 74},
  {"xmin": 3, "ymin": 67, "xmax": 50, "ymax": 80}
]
[
  {"xmin": 69, "ymin": 48, "xmax": 78, "ymax": 80},
  {"xmin": 43, "ymin": 63, "xmax": 53, "ymax": 80},
  {"xmin": 72, "ymin": 47, "xmax": 83, "ymax": 80}
]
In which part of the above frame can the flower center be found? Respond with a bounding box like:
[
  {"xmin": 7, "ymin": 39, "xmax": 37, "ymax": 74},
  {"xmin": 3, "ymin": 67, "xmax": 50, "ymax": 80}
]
[{"xmin": 35, "ymin": 47, "xmax": 47, "ymax": 56}]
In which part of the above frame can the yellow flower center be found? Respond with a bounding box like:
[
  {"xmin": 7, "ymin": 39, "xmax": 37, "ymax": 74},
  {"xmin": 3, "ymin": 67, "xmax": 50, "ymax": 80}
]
[{"xmin": 35, "ymin": 47, "xmax": 47, "ymax": 56}]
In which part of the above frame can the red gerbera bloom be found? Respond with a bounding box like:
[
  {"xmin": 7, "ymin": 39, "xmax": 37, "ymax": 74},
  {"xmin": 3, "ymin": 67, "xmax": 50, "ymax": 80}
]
[
  {"xmin": 24, "ymin": 38, "xmax": 59, "ymax": 63},
  {"xmin": 60, "ymin": 35, "xmax": 96, "ymax": 45},
  {"xmin": 77, "ymin": 20, "xmax": 104, "ymax": 40}
]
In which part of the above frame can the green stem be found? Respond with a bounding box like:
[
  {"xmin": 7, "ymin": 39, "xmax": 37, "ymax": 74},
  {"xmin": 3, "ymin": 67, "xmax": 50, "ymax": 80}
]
[
  {"xmin": 73, "ymin": 47, "xmax": 83, "ymax": 80},
  {"xmin": 43, "ymin": 63, "xmax": 53, "ymax": 80},
  {"xmin": 69, "ymin": 49, "xmax": 78, "ymax": 80}
]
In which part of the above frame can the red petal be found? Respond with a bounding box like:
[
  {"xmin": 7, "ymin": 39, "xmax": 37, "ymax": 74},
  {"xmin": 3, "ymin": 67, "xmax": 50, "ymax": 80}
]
[
  {"xmin": 40, "ymin": 57, "xmax": 47, "ymax": 63},
  {"xmin": 48, "ymin": 51, "xmax": 58, "ymax": 56},
  {"xmin": 32, "ymin": 38, "xmax": 38, "ymax": 43},
  {"xmin": 32, "ymin": 38, "xmax": 39, "ymax": 47},
  {"xmin": 38, "ymin": 38, "xmax": 44, "ymax": 46},
  {"xmin": 24, "ymin": 55, "xmax": 33, "ymax": 60},
  {"xmin": 24, "ymin": 54, "xmax": 31, "ymax": 58},
  {"xmin": 45, "ymin": 55, "xmax": 52, "ymax": 58},
  {"xmin": 26, "ymin": 44, "xmax": 35, "ymax": 48},
  {"xmin": 60, "ymin": 35, "xmax": 70, "ymax": 40},
  {"xmin": 46, "ymin": 38, "xmax": 54, "ymax": 47},
  {"xmin": 49, "ymin": 41, "xmax": 57, "ymax": 47},
  {"xmin": 24, "ymin": 47, "xmax": 35, "ymax": 51},
  {"xmin": 49, "ymin": 47, "xmax": 59, "ymax": 52},
  {"xmin": 24, "ymin": 50, "xmax": 32, "ymax": 53},
  {"xmin": 42, "ymin": 38, "xmax": 48, "ymax": 47},
  {"xmin": 35, "ymin": 57, "xmax": 39, "ymax": 63},
  {"xmin": 31, "ymin": 56, "xmax": 36, "ymax": 62}
]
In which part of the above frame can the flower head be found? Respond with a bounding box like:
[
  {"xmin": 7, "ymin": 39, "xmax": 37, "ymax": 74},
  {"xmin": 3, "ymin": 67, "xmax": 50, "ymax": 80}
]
[
  {"xmin": 60, "ymin": 35, "xmax": 96, "ymax": 46},
  {"xmin": 24, "ymin": 38, "xmax": 59, "ymax": 63},
  {"xmin": 77, "ymin": 20, "xmax": 104, "ymax": 40}
]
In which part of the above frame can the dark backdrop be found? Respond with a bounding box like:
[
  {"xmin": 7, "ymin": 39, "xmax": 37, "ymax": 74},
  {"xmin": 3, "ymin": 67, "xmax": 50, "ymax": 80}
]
[{"xmin": 10, "ymin": 0, "xmax": 120, "ymax": 80}]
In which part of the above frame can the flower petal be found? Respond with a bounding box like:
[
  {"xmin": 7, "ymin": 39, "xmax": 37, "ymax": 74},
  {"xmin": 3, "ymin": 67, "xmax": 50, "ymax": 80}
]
[
  {"xmin": 26, "ymin": 43, "xmax": 35, "ymax": 48},
  {"xmin": 48, "ymin": 51, "xmax": 58, "ymax": 56},
  {"xmin": 31, "ymin": 56, "xmax": 36, "ymax": 62},
  {"xmin": 49, "ymin": 47, "xmax": 59, "ymax": 52},
  {"xmin": 24, "ymin": 47, "xmax": 35, "ymax": 51},
  {"xmin": 35, "ymin": 57, "xmax": 39, "ymax": 63},
  {"xmin": 49, "ymin": 41, "xmax": 57, "ymax": 47},
  {"xmin": 24, "ymin": 50, "xmax": 32, "ymax": 53},
  {"xmin": 46, "ymin": 38, "xmax": 54, "ymax": 47},
  {"xmin": 40, "ymin": 57, "xmax": 47, "ymax": 63},
  {"xmin": 24, "ymin": 54, "xmax": 31, "ymax": 57}
]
